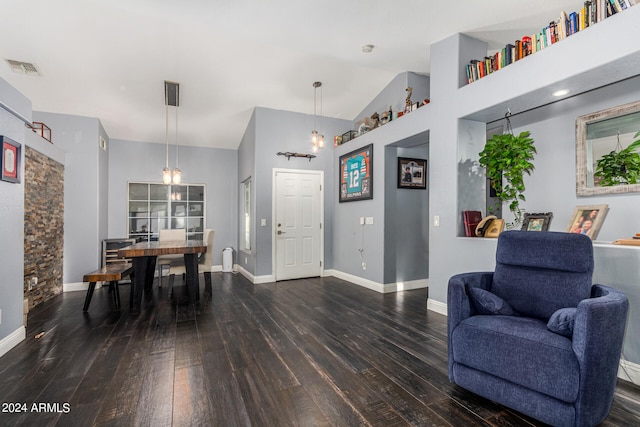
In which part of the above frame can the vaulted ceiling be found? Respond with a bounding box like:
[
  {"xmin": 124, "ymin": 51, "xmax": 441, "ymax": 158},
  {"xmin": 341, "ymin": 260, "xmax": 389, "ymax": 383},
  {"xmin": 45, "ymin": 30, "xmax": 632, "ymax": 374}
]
[{"xmin": 1, "ymin": 0, "xmax": 584, "ymax": 149}]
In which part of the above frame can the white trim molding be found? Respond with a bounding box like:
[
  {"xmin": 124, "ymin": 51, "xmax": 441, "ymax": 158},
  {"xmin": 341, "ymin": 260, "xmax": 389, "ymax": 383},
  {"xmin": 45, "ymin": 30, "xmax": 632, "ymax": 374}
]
[
  {"xmin": 236, "ymin": 265, "xmax": 275, "ymax": 284},
  {"xmin": 619, "ymin": 359, "xmax": 640, "ymax": 384},
  {"xmin": 324, "ymin": 270, "xmax": 428, "ymax": 294},
  {"xmin": 427, "ymin": 298, "xmax": 447, "ymax": 316},
  {"xmin": 63, "ymin": 281, "xmax": 90, "ymax": 292},
  {"xmin": 0, "ymin": 326, "xmax": 26, "ymax": 358}
]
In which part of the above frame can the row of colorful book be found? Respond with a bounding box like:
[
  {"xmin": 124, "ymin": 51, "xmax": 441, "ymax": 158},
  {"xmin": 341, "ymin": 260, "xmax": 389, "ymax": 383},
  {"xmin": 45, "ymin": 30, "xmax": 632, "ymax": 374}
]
[{"xmin": 465, "ymin": 0, "xmax": 636, "ymax": 84}]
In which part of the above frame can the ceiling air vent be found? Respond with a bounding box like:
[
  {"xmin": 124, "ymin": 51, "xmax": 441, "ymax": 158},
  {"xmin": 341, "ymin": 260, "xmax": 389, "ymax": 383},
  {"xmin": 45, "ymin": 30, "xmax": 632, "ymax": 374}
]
[{"xmin": 5, "ymin": 59, "xmax": 40, "ymax": 76}]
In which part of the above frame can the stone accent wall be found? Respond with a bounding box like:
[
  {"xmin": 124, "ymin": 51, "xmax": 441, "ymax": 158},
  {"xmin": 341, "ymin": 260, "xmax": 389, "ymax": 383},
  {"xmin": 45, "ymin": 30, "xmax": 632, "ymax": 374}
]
[{"xmin": 24, "ymin": 146, "xmax": 64, "ymax": 310}]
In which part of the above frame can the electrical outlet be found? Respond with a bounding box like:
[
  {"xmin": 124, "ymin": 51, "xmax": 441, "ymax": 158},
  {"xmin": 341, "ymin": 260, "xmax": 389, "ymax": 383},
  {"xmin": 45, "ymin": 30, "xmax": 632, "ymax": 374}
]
[
  {"xmin": 365, "ymin": 217, "xmax": 373, "ymax": 225},
  {"xmin": 362, "ymin": 261, "xmax": 367, "ymax": 270},
  {"xmin": 261, "ymin": 219, "xmax": 267, "ymax": 226},
  {"xmin": 28, "ymin": 277, "xmax": 38, "ymax": 291}
]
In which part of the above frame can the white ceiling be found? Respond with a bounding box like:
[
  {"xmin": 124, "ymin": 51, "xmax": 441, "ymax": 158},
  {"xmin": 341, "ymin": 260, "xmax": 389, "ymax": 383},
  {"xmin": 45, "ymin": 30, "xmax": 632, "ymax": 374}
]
[{"xmin": 1, "ymin": 0, "xmax": 585, "ymax": 150}]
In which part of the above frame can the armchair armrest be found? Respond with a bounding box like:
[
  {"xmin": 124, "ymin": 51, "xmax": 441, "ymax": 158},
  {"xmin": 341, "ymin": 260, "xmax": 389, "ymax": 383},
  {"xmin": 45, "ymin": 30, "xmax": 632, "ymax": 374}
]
[
  {"xmin": 572, "ymin": 284, "xmax": 629, "ymax": 425},
  {"xmin": 447, "ymin": 272, "xmax": 493, "ymax": 380}
]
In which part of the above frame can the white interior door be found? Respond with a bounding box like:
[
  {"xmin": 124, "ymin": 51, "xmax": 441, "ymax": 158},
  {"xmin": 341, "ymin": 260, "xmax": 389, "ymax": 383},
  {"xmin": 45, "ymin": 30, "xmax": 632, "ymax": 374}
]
[{"xmin": 274, "ymin": 170, "xmax": 322, "ymax": 281}]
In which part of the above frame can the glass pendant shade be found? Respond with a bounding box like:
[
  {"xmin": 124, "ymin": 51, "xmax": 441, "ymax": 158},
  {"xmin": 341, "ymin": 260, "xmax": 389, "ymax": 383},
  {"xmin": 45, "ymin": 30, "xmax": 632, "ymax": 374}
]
[
  {"xmin": 162, "ymin": 167, "xmax": 172, "ymax": 185},
  {"xmin": 172, "ymin": 168, "xmax": 181, "ymax": 185}
]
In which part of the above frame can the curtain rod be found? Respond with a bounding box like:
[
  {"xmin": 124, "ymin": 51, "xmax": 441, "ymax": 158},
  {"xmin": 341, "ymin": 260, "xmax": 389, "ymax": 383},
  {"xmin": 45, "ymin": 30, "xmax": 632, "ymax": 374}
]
[
  {"xmin": 486, "ymin": 73, "xmax": 640, "ymax": 126},
  {"xmin": 0, "ymin": 99, "xmax": 31, "ymax": 126}
]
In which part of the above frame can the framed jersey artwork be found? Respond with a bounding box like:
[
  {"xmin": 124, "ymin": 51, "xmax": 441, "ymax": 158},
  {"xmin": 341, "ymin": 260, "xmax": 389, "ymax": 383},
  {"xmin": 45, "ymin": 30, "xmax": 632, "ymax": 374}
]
[{"xmin": 339, "ymin": 143, "xmax": 373, "ymax": 203}]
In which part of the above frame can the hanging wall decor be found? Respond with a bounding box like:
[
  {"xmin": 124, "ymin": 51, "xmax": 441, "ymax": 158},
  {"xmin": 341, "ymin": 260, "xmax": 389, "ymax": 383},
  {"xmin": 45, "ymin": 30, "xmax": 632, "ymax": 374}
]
[
  {"xmin": 397, "ymin": 157, "xmax": 427, "ymax": 189},
  {"xmin": 339, "ymin": 144, "xmax": 373, "ymax": 203},
  {"xmin": 1, "ymin": 136, "xmax": 21, "ymax": 183}
]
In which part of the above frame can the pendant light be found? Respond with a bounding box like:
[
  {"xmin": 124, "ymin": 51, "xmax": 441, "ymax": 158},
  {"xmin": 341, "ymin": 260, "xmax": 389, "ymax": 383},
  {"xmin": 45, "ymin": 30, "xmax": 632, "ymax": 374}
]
[
  {"xmin": 162, "ymin": 80, "xmax": 181, "ymax": 185},
  {"xmin": 162, "ymin": 93, "xmax": 171, "ymax": 184},
  {"xmin": 311, "ymin": 81, "xmax": 324, "ymax": 153},
  {"xmin": 172, "ymin": 97, "xmax": 181, "ymax": 185}
]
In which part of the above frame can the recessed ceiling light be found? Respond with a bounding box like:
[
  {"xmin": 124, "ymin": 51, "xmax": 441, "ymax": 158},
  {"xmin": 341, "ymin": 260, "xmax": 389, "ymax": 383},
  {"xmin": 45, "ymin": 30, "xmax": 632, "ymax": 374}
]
[
  {"xmin": 552, "ymin": 89, "xmax": 569, "ymax": 97},
  {"xmin": 362, "ymin": 44, "xmax": 374, "ymax": 53}
]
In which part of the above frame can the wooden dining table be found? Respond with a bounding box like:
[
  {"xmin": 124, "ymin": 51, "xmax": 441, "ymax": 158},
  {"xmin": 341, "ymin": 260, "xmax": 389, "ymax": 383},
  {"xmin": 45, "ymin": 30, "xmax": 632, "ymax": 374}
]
[{"xmin": 118, "ymin": 240, "xmax": 207, "ymax": 312}]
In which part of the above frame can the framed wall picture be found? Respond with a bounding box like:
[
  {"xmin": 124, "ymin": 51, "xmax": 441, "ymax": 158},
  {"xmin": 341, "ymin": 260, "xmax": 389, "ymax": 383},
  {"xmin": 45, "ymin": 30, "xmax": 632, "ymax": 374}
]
[
  {"xmin": 1, "ymin": 136, "xmax": 21, "ymax": 184},
  {"xmin": 521, "ymin": 212, "xmax": 553, "ymax": 231},
  {"xmin": 566, "ymin": 204, "xmax": 609, "ymax": 240},
  {"xmin": 397, "ymin": 157, "xmax": 427, "ymax": 189},
  {"xmin": 339, "ymin": 144, "xmax": 373, "ymax": 202}
]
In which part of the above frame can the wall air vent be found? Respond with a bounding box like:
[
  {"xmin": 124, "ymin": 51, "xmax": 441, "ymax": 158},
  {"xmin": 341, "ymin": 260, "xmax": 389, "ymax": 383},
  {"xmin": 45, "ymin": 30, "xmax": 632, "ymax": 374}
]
[{"xmin": 5, "ymin": 59, "xmax": 40, "ymax": 76}]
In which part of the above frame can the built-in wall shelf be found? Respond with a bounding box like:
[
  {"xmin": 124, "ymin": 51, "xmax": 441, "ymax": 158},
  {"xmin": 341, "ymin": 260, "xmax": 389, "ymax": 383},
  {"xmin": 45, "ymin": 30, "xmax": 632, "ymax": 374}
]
[{"xmin": 456, "ymin": 5, "xmax": 640, "ymax": 123}]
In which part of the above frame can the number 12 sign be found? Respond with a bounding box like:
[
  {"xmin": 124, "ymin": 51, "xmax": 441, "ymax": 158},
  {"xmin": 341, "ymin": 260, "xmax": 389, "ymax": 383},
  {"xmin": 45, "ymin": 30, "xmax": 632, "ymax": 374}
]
[{"xmin": 339, "ymin": 144, "xmax": 373, "ymax": 203}]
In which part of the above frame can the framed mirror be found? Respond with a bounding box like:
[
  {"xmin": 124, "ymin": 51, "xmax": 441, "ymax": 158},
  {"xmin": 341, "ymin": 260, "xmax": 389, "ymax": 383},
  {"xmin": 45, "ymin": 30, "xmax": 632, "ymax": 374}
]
[{"xmin": 576, "ymin": 100, "xmax": 640, "ymax": 196}]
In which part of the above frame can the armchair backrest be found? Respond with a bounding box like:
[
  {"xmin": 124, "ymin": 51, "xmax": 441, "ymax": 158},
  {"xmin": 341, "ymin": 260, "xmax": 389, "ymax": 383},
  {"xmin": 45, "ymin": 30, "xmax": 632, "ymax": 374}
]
[{"xmin": 492, "ymin": 231, "xmax": 593, "ymax": 320}]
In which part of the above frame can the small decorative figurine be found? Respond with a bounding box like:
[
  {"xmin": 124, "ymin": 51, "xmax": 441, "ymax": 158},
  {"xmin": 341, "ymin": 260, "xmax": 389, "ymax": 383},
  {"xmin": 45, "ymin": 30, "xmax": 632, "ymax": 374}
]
[{"xmin": 405, "ymin": 87, "xmax": 413, "ymax": 114}]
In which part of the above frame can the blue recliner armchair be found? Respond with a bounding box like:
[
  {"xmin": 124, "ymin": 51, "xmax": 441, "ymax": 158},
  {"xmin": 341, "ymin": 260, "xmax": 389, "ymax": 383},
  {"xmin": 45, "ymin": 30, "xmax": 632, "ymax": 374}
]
[{"xmin": 448, "ymin": 230, "xmax": 628, "ymax": 427}]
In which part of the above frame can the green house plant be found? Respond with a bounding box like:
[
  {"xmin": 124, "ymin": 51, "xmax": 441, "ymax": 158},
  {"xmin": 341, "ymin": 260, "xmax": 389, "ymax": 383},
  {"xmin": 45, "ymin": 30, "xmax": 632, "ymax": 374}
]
[
  {"xmin": 594, "ymin": 131, "xmax": 640, "ymax": 186},
  {"xmin": 478, "ymin": 130, "xmax": 536, "ymax": 228}
]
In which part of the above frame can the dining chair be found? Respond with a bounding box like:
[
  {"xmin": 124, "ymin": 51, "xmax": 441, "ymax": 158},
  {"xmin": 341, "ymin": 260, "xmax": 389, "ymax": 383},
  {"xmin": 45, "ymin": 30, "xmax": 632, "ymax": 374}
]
[
  {"xmin": 168, "ymin": 229, "xmax": 214, "ymax": 295},
  {"xmin": 157, "ymin": 228, "xmax": 186, "ymax": 287}
]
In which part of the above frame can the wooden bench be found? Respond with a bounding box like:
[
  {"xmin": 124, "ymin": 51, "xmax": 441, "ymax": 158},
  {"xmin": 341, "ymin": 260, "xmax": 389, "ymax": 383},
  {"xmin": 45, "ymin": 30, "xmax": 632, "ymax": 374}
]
[{"xmin": 82, "ymin": 263, "xmax": 133, "ymax": 312}]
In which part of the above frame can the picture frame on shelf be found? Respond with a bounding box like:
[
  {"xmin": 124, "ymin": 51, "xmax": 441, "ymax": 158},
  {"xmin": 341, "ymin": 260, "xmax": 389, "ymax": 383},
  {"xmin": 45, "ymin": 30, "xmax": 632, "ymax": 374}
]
[
  {"xmin": 566, "ymin": 204, "xmax": 609, "ymax": 240},
  {"xmin": 1, "ymin": 136, "xmax": 21, "ymax": 184},
  {"xmin": 339, "ymin": 144, "xmax": 373, "ymax": 203},
  {"xmin": 397, "ymin": 157, "xmax": 427, "ymax": 189},
  {"xmin": 521, "ymin": 212, "xmax": 553, "ymax": 232}
]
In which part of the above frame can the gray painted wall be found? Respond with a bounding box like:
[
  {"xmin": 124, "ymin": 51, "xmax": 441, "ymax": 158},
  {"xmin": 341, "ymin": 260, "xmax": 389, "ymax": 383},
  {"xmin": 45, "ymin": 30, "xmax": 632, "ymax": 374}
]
[
  {"xmin": 32, "ymin": 111, "xmax": 104, "ymax": 284},
  {"xmin": 237, "ymin": 110, "xmax": 257, "ymax": 274},
  {"xmin": 251, "ymin": 107, "xmax": 351, "ymax": 277},
  {"xmin": 0, "ymin": 78, "xmax": 30, "ymax": 342},
  {"xmin": 333, "ymin": 75, "xmax": 433, "ymax": 285},
  {"xmin": 355, "ymin": 72, "xmax": 430, "ymax": 125},
  {"xmin": 498, "ymin": 76, "xmax": 640, "ymax": 239},
  {"xmin": 384, "ymin": 144, "xmax": 429, "ymax": 284},
  {"xmin": 108, "ymin": 140, "xmax": 238, "ymax": 267}
]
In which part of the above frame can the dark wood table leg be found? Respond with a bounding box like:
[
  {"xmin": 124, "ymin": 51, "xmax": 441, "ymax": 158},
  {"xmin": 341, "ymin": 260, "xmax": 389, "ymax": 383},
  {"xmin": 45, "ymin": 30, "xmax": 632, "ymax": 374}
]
[
  {"xmin": 184, "ymin": 253, "xmax": 200, "ymax": 303},
  {"xmin": 131, "ymin": 256, "xmax": 153, "ymax": 313},
  {"xmin": 111, "ymin": 280, "xmax": 121, "ymax": 310},
  {"xmin": 144, "ymin": 256, "xmax": 156, "ymax": 301},
  {"xmin": 128, "ymin": 271, "xmax": 135, "ymax": 309},
  {"xmin": 83, "ymin": 281, "xmax": 97, "ymax": 312}
]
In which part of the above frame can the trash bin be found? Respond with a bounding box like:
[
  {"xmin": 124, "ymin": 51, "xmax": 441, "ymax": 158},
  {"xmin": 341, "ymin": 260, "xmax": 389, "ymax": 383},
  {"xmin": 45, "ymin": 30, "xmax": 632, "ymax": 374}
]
[{"xmin": 222, "ymin": 247, "xmax": 233, "ymax": 272}]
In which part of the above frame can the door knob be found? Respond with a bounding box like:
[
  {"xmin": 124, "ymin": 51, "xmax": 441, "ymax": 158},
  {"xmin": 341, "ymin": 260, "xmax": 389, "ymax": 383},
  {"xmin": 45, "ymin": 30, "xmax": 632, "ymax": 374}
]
[{"xmin": 277, "ymin": 230, "xmax": 286, "ymax": 235}]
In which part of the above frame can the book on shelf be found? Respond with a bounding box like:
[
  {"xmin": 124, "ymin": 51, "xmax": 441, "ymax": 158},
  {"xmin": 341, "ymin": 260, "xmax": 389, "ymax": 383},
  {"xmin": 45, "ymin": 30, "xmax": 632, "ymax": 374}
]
[
  {"xmin": 463, "ymin": 0, "xmax": 634, "ymax": 85},
  {"xmin": 462, "ymin": 211, "xmax": 483, "ymax": 237}
]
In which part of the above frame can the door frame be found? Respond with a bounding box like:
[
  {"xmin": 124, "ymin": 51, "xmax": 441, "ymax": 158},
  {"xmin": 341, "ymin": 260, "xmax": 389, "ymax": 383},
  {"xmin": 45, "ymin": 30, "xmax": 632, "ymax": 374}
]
[{"xmin": 272, "ymin": 168, "xmax": 324, "ymax": 280}]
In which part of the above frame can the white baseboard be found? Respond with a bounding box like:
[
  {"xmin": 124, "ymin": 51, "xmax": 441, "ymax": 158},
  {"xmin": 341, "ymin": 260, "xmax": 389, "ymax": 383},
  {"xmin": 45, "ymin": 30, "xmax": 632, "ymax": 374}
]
[
  {"xmin": 63, "ymin": 281, "xmax": 90, "ymax": 292},
  {"xmin": 0, "ymin": 326, "xmax": 26, "ymax": 358},
  {"xmin": 427, "ymin": 298, "xmax": 447, "ymax": 316},
  {"xmin": 323, "ymin": 270, "xmax": 428, "ymax": 294},
  {"xmin": 619, "ymin": 359, "xmax": 640, "ymax": 384},
  {"xmin": 234, "ymin": 265, "xmax": 274, "ymax": 284}
]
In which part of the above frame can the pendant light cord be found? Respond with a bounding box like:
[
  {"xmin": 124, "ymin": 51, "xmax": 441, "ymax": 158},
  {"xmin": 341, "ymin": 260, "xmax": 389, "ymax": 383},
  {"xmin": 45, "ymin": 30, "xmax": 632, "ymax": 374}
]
[
  {"xmin": 165, "ymin": 102, "xmax": 169, "ymax": 168},
  {"xmin": 175, "ymin": 105, "xmax": 179, "ymax": 169}
]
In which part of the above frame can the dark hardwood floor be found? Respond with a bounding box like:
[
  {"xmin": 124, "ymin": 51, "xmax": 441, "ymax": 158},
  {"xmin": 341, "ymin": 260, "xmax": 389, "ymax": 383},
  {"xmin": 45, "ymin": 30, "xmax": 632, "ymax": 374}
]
[{"xmin": 1, "ymin": 273, "xmax": 639, "ymax": 426}]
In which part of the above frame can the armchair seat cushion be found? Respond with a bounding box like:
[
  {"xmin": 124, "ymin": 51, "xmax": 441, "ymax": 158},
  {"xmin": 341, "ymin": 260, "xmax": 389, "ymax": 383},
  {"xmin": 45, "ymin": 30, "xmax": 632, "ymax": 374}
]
[{"xmin": 451, "ymin": 315, "xmax": 579, "ymax": 402}]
